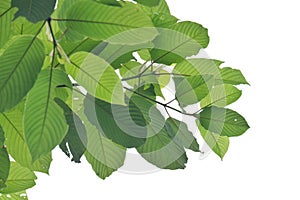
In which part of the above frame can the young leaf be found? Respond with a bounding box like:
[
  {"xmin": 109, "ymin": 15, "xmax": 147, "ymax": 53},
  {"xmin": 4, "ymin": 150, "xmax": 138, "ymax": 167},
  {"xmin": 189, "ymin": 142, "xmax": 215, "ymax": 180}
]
[
  {"xmin": 55, "ymin": 98, "xmax": 87, "ymax": 163},
  {"xmin": 11, "ymin": 0, "xmax": 57, "ymax": 23},
  {"xmin": 0, "ymin": 127, "xmax": 10, "ymax": 190},
  {"xmin": 138, "ymin": 0, "xmax": 171, "ymax": 16},
  {"xmin": 66, "ymin": 1, "xmax": 157, "ymax": 43},
  {"xmin": 66, "ymin": 52, "xmax": 125, "ymax": 105},
  {"xmin": 0, "ymin": 110, "xmax": 52, "ymax": 174},
  {"xmin": 201, "ymin": 84, "xmax": 242, "ymax": 108},
  {"xmin": 134, "ymin": 0, "xmax": 161, "ymax": 7},
  {"xmin": 0, "ymin": 36, "xmax": 45, "ymax": 112},
  {"xmin": 165, "ymin": 118, "xmax": 200, "ymax": 152},
  {"xmin": 24, "ymin": 69, "xmax": 71, "ymax": 161},
  {"xmin": 199, "ymin": 106, "xmax": 250, "ymax": 137},
  {"xmin": 197, "ymin": 122, "xmax": 229, "ymax": 160},
  {"xmin": 217, "ymin": 67, "xmax": 249, "ymax": 85},
  {"xmin": 0, "ymin": 162, "xmax": 36, "ymax": 194},
  {"xmin": 136, "ymin": 127, "xmax": 188, "ymax": 169}
]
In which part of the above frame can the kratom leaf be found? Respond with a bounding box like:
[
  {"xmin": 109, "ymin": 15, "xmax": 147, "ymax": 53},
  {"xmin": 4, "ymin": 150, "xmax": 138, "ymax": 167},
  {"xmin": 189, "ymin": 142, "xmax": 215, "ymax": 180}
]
[
  {"xmin": 151, "ymin": 21, "xmax": 209, "ymax": 65},
  {"xmin": 0, "ymin": 130, "xmax": 10, "ymax": 189},
  {"xmin": 197, "ymin": 122, "xmax": 229, "ymax": 160},
  {"xmin": 24, "ymin": 69, "xmax": 71, "ymax": 161},
  {"xmin": 134, "ymin": 0, "xmax": 161, "ymax": 7},
  {"xmin": 0, "ymin": 36, "xmax": 45, "ymax": 112},
  {"xmin": 138, "ymin": 0, "xmax": 171, "ymax": 16},
  {"xmin": 0, "ymin": 162, "xmax": 36, "ymax": 194},
  {"xmin": 12, "ymin": 0, "xmax": 57, "ymax": 23},
  {"xmin": 199, "ymin": 106, "xmax": 250, "ymax": 137},
  {"xmin": 0, "ymin": 0, "xmax": 16, "ymax": 48},
  {"xmin": 201, "ymin": 84, "xmax": 242, "ymax": 108},
  {"xmin": 152, "ymin": 13, "xmax": 178, "ymax": 28},
  {"xmin": 0, "ymin": 191, "xmax": 28, "ymax": 199},
  {"xmin": 66, "ymin": 1, "xmax": 157, "ymax": 43},
  {"xmin": 84, "ymin": 94, "xmax": 147, "ymax": 148},
  {"xmin": 136, "ymin": 127, "xmax": 188, "ymax": 169},
  {"xmin": 174, "ymin": 75, "xmax": 213, "ymax": 106},
  {"xmin": 66, "ymin": 52, "xmax": 125, "ymax": 105},
  {"xmin": 0, "ymin": 110, "xmax": 52, "ymax": 174},
  {"xmin": 165, "ymin": 118, "xmax": 200, "ymax": 152},
  {"xmin": 217, "ymin": 67, "xmax": 249, "ymax": 85},
  {"xmin": 78, "ymin": 109, "xmax": 126, "ymax": 179},
  {"xmin": 55, "ymin": 98, "xmax": 87, "ymax": 163}
]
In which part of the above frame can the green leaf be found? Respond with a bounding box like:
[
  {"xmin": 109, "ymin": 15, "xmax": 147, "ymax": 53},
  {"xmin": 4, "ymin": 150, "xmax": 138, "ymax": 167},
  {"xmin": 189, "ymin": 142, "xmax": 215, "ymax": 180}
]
[
  {"xmin": 152, "ymin": 13, "xmax": 178, "ymax": 28},
  {"xmin": 84, "ymin": 94, "xmax": 147, "ymax": 148},
  {"xmin": 0, "ymin": 0, "xmax": 16, "ymax": 48},
  {"xmin": 197, "ymin": 122, "xmax": 229, "ymax": 160},
  {"xmin": 199, "ymin": 106, "xmax": 250, "ymax": 137},
  {"xmin": 201, "ymin": 84, "xmax": 242, "ymax": 108},
  {"xmin": 217, "ymin": 67, "xmax": 249, "ymax": 85},
  {"xmin": 0, "ymin": 162, "xmax": 36, "ymax": 194},
  {"xmin": 0, "ymin": 110, "xmax": 52, "ymax": 174},
  {"xmin": 151, "ymin": 21, "xmax": 209, "ymax": 65},
  {"xmin": 66, "ymin": 1, "xmax": 157, "ymax": 43},
  {"xmin": 0, "ymin": 36, "xmax": 45, "ymax": 112},
  {"xmin": 174, "ymin": 58, "xmax": 223, "ymax": 77},
  {"xmin": 78, "ymin": 109, "xmax": 126, "ymax": 179},
  {"xmin": 0, "ymin": 191, "xmax": 28, "ymax": 199},
  {"xmin": 0, "ymin": 145, "xmax": 10, "ymax": 189},
  {"xmin": 134, "ymin": 0, "xmax": 161, "ymax": 7},
  {"xmin": 136, "ymin": 127, "xmax": 188, "ymax": 169},
  {"xmin": 24, "ymin": 69, "xmax": 71, "ymax": 161},
  {"xmin": 0, "ymin": 126, "xmax": 4, "ymax": 147},
  {"xmin": 165, "ymin": 118, "xmax": 200, "ymax": 152},
  {"xmin": 66, "ymin": 52, "xmax": 125, "ymax": 105},
  {"xmin": 174, "ymin": 75, "xmax": 213, "ymax": 106},
  {"xmin": 55, "ymin": 98, "xmax": 87, "ymax": 163},
  {"xmin": 12, "ymin": 0, "xmax": 56, "ymax": 23},
  {"xmin": 138, "ymin": 0, "xmax": 171, "ymax": 16}
]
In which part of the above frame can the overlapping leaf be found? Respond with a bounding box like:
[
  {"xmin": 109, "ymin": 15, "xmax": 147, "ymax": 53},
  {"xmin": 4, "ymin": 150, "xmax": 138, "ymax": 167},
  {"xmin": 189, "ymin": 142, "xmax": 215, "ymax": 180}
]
[
  {"xmin": 0, "ymin": 127, "xmax": 9, "ymax": 190},
  {"xmin": 24, "ymin": 69, "xmax": 71, "ymax": 161},
  {"xmin": 66, "ymin": 52, "xmax": 125, "ymax": 105},
  {"xmin": 0, "ymin": 0, "xmax": 16, "ymax": 48},
  {"xmin": 0, "ymin": 36, "xmax": 45, "ymax": 112}
]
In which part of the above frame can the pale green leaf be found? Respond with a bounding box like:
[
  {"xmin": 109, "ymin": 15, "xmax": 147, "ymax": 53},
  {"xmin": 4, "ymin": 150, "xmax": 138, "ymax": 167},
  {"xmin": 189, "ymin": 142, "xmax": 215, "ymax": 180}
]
[
  {"xmin": 197, "ymin": 122, "xmax": 229, "ymax": 160},
  {"xmin": 66, "ymin": 52, "xmax": 125, "ymax": 105},
  {"xmin": 0, "ymin": 162, "xmax": 36, "ymax": 194},
  {"xmin": 24, "ymin": 69, "xmax": 71, "ymax": 161},
  {"xmin": 0, "ymin": 191, "xmax": 28, "ymax": 200},
  {"xmin": 0, "ymin": 107, "xmax": 52, "ymax": 174},
  {"xmin": 134, "ymin": 0, "xmax": 160, "ymax": 7},
  {"xmin": 0, "ymin": 36, "xmax": 45, "ymax": 112},
  {"xmin": 199, "ymin": 106, "xmax": 250, "ymax": 137},
  {"xmin": 66, "ymin": 1, "xmax": 157, "ymax": 43},
  {"xmin": 217, "ymin": 67, "xmax": 249, "ymax": 85},
  {"xmin": 201, "ymin": 84, "xmax": 242, "ymax": 108},
  {"xmin": 12, "ymin": 0, "xmax": 56, "ymax": 23}
]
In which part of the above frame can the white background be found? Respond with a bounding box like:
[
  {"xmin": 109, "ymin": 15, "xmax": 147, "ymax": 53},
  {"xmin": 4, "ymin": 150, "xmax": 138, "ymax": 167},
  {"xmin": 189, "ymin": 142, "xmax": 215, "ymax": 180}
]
[{"xmin": 27, "ymin": 0, "xmax": 300, "ymax": 199}]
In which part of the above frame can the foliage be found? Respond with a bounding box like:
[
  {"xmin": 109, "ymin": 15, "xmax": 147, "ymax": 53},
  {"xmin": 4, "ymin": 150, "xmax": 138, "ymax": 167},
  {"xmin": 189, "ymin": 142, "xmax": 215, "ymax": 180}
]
[{"xmin": 0, "ymin": 0, "xmax": 250, "ymax": 197}]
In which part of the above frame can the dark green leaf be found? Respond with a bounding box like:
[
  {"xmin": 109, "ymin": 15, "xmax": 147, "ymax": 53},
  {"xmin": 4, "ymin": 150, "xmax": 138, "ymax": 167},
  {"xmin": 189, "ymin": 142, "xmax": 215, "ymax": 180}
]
[
  {"xmin": 0, "ymin": 0, "xmax": 16, "ymax": 48},
  {"xmin": 0, "ymin": 162, "xmax": 36, "ymax": 194},
  {"xmin": 197, "ymin": 122, "xmax": 229, "ymax": 160},
  {"xmin": 84, "ymin": 94, "xmax": 147, "ymax": 148},
  {"xmin": 24, "ymin": 69, "xmax": 71, "ymax": 161},
  {"xmin": 165, "ymin": 118, "xmax": 200, "ymax": 152},
  {"xmin": 12, "ymin": 0, "xmax": 56, "ymax": 23},
  {"xmin": 199, "ymin": 106, "xmax": 250, "ymax": 137},
  {"xmin": 0, "ymin": 36, "xmax": 45, "ymax": 112},
  {"xmin": 55, "ymin": 98, "xmax": 87, "ymax": 163},
  {"xmin": 0, "ymin": 130, "xmax": 10, "ymax": 189},
  {"xmin": 136, "ymin": 127, "xmax": 188, "ymax": 169}
]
